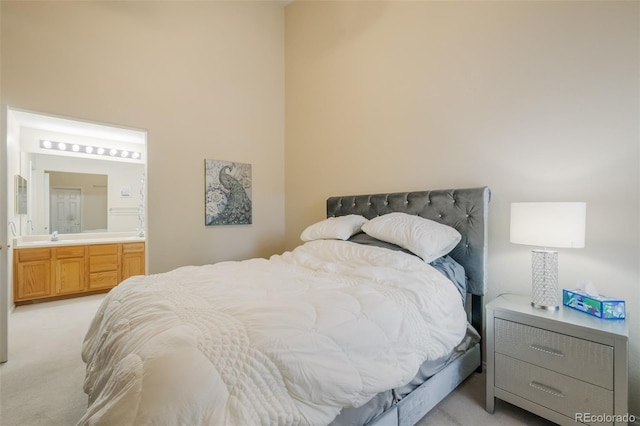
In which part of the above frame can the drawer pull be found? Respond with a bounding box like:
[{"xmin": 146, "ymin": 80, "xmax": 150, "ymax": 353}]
[
  {"xmin": 529, "ymin": 344, "xmax": 564, "ymax": 357},
  {"xmin": 529, "ymin": 381, "xmax": 565, "ymax": 398}
]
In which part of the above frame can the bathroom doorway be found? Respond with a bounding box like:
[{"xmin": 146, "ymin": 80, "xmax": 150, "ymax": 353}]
[{"xmin": 2, "ymin": 107, "xmax": 148, "ymax": 363}]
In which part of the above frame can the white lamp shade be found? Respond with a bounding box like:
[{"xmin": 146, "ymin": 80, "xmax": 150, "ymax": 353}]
[{"xmin": 510, "ymin": 202, "xmax": 586, "ymax": 248}]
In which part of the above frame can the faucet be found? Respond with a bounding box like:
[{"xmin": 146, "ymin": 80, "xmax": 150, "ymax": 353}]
[{"xmin": 51, "ymin": 231, "xmax": 59, "ymax": 241}]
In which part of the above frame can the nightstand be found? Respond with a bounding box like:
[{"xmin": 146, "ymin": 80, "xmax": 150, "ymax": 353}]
[{"xmin": 486, "ymin": 294, "xmax": 628, "ymax": 426}]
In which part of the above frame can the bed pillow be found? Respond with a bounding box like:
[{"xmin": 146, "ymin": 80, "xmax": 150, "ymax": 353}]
[
  {"xmin": 300, "ymin": 215, "xmax": 369, "ymax": 242},
  {"xmin": 360, "ymin": 212, "xmax": 462, "ymax": 262}
]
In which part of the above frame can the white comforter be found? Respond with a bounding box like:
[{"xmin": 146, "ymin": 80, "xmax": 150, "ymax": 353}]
[{"xmin": 79, "ymin": 240, "xmax": 467, "ymax": 426}]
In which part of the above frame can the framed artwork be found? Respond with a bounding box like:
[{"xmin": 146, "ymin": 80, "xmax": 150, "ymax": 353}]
[{"xmin": 205, "ymin": 159, "xmax": 252, "ymax": 226}]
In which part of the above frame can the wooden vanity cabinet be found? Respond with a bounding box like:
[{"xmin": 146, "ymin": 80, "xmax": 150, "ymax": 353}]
[{"xmin": 14, "ymin": 241, "xmax": 145, "ymax": 304}]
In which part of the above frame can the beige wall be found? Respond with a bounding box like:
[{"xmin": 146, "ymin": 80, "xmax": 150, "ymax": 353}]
[
  {"xmin": 2, "ymin": 0, "xmax": 639, "ymax": 416},
  {"xmin": 2, "ymin": 1, "xmax": 286, "ymax": 271},
  {"xmin": 285, "ymin": 1, "xmax": 640, "ymax": 414}
]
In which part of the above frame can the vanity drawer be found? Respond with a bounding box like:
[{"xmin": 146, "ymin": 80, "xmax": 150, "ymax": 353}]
[
  {"xmin": 495, "ymin": 354, "xmax": 613, "ymax": 423},
  {"xmin": 89, "ymin": 255, "xmax": 118, "ymax": 273},
  {"xmin": 122, "ymin": 242, "xmax": 145, "ymax": 253},
  {"xmin": 495, "ymin": 318, "xmax": 613, "ymax": 389},
  {"xmin": 15, "ymin": 248, "xmax": 51, "ymax": 262},
  {"xmin": 55, "ymin": 246, "xmax": 87, "ymax": 259},
  {"xmin": 89, "ymin": 244, "xmax": 118, "ymax": 256},
  {"xmin": 89, "ymin": 271, "xmax": 119, "ymax": 289}
]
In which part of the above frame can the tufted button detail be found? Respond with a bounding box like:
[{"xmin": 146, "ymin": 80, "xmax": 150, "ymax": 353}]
[
  {"xmin": 384, "ymin": 201, "xmax": 388, "ymax": 205},
  {"xmin": 438, "ymin": 214, "xmax": 442, "ymax": 218}
]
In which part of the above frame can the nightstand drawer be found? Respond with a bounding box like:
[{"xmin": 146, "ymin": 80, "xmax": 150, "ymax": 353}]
[
  {"xmin": 495, "ymin": 354, "xmax": 613, "ymax": 423},
  {"xmin": 495, "ymin": 318, "xmax": 613, "ymax": 389}
]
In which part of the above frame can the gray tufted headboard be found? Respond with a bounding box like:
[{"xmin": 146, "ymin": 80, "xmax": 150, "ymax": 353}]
[{"xmin": 326, "ymin": 187, "xmax": 491, "ymax": 296}]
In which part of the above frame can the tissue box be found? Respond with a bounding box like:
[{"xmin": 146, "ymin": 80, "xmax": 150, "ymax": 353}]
[{"xmin": 562, "ymin": 289, "xmax": 625, "ymax": 319}]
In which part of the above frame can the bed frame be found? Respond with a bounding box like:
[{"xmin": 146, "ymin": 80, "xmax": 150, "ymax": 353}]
[{"xmin": 326, "ymin": 186, "xmax": 491, "ymax": 426}]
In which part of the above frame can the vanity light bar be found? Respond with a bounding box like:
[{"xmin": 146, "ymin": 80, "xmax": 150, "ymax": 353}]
[{"xmin": 40, "ymin": 140, "xmax": 142, "ymax": 160}]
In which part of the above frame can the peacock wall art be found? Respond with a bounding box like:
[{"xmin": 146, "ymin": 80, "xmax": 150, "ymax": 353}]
[{"xmin": 205, "ymin": 159, "xmax": 252, "ymax": 226}]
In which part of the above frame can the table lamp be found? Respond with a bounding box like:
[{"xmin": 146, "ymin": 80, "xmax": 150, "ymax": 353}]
[{"xmin": 510, "ymin": 202, "xmax": 586, "ymax": 310}]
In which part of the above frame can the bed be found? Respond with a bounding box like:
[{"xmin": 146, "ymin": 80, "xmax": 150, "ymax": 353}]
[
  {"xmin": 327, "ymin": 187, "xmax": 490, "ymax": 425},
  {"xmin": 78, "ymin": 186, "xmax": 490, "ymax": 426}
]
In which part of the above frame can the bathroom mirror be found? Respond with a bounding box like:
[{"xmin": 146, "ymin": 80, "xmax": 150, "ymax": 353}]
[
  {"xmin": 48, "ymin": 171, "xmax": 108, "ymax": 234},
  {"xmin": 15, "ymin": 175, "xmax": 27, "ymax": 215}
]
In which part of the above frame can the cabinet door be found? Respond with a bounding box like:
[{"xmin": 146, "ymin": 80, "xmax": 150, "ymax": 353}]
[
  {"xmin": 122, "ymin": 243, "xmax": 145, "ymax": 281},
  {"xmin": 15, "ymin": 260, "xmax": 51, "ymax": 300},
  {"xmin": 55, "ymin": 257, "xmax": 86, "ymax": 294}
]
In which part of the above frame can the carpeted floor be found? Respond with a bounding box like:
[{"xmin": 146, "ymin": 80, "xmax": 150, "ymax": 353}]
[{"xmin": 0, "ymin": 294, "xmax": 555, "ymax": 426}]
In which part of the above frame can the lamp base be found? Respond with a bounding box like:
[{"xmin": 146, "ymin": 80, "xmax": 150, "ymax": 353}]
[
  {"xmin": 531, "ymin": 249, "xmax": 560, "ymax": 310},
  {"xmin": 531, "ymin": 302, "xmax": 559, "ymax": 311}
]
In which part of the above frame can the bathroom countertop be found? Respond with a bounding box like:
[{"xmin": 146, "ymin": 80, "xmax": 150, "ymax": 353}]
[{"xmin": 13, "ymin": 232, "xmax": 145, "ymax": 249}]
